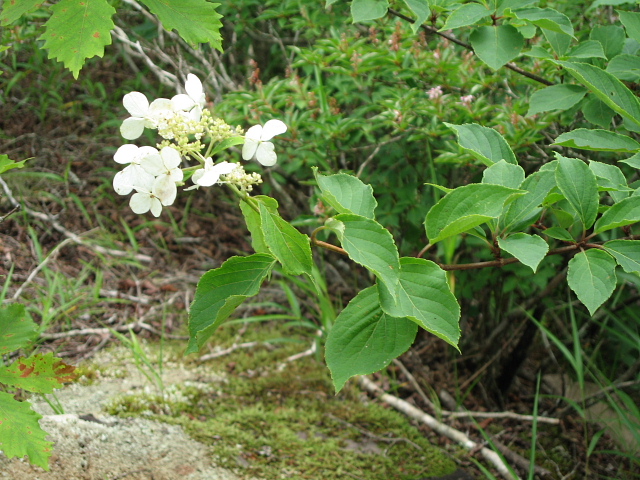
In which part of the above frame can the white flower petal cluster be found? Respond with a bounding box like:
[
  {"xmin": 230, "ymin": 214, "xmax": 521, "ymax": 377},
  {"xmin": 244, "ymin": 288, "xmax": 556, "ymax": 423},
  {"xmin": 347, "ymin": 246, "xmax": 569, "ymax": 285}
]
[
  {"xmin": 242, "ymin": 119, "xmax": 287, "ymax": 166},
  {"xmin": 120, "ymin": 74, "xmax": 206, "ymax": 140},
  {"xmin": 191, "ymin": 159, "xmax": 238, "ymax": 188}
]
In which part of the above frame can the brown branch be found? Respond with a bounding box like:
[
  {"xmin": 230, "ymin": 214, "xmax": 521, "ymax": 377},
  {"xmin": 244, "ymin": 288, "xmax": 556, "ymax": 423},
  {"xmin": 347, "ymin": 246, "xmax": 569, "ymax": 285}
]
[{"xmin": 387, "ymin": 8, "xmax": 553, "ymax": 86}]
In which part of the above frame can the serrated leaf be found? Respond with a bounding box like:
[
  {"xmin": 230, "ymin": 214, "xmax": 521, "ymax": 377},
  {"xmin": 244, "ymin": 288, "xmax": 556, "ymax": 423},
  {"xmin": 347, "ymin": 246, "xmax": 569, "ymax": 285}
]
[
  {"xmin": 590, "ymin": 25, "xmax": 625, "ymax": 59},
  {"xmin": 314, "ymin": 168, "xmax": 377, "ymax": 219},
  {"xmin": 426, "ymin": 183, "xmax": 525, "ymax": 243},
  {"xmin": 543, "ymin": 226, "xmax": 574, "ymax": 241},
  {"xmin": 445, "ymin": 123, "xmax": 517, "ymax": 166},
  {"xmin": 544, "ymin": 29, "xmax": 571, "ymax": 56},
  {"xmin": 567, "ymin": 249, "xmax": 617, "ymax": 315},
  {"xmin": 333, "ymin": 214, "xmax": 400, "ymax": 299},
  {"xmin": 566, "ymin": 40, "xmax": 607, "ymax": 59},
  {"xmin": 377, "ymin": 257, "xmax": 460, "ymax": 349},
  {"xmin": 618, "ymin": 10, "xmax": 640, "ymax": 43},
  {"xmin": 325, "ymin": 286, "xmax": 417, "ymax": 392},
  {"xmin": 187, "ymin": 254, "xmax": 276, "ymax": 353},
  {"xmin": 593, "ymin": 195, "xmax": 640, "ymax": 233},
  {"xmin": 620, "ymin": 152, "xmax": 640, "ymax": 169},
  {"xmin": 260, "ymin": 202, "xmax": 313, "ymax": 276},
  {"xmin": 239, "ymin": 196, "xmax": 278, "ymax": 254},
  {"xmin": 0, "ymin": 391, "xmax": 53, "ymax": 470},
  {"xmin": 469, "ymin": 25, "xmax": 525, "ymax": 70},
  {"xmin": 555, "ymin": 156, "xmax": 599, "ymax": 229},
  {"xmin": 606, "ymin": 54, "xmax": 640, "ymax": 81},
  {"xmin": 555, "ymin": 61, "xmax": 640, "ymax": 129},
  {"xmin": 140, "ymin": 0, "xmax": 222, "ymax": 49},
  {"xmin": 0, "ymin": 154, "xmax": 28, "ymax": 174},
  {"xmin": 482, "ymin": 160, "xmax": 525, "ymax": 188},
  {"xmin": 500, "ymin": 169, "xmax": 556, "ymax": 232},
  {"xmin": 0, "ymin": 0, "xmax": 43, "ymax": 25},
  {"xmin": 527, "ymin": 84, "xmax": 587, "ymax": 116},
  {"xmin": 39, "ymin": 0, "xmax": 116, "ymax": 79},
  {"xmin": 440, "ymin": 3, "xmax": 491, "ymax": 31},
  {"xmin": 553, "ymin": 128, "xmax": 640, "ymax": 153},
  {"xmin": 589, "ymin": 161, "xmax": 631, "ymax": 203},
  {"xmin": 0, "ymin": 304, "xmax": 37, "ymax": 354},
  {"xmin": 404, "ymin": 0, "xmax": 430, "ymax": 33},
  {"xmin": 0, "ymin": 353, "xmax": 76, "ymax": 393},
  {"xmin": 497, "ymin": 233, "xmax": 549, "ymax": 272},
  {"xmin": 603, "ymin": 239, "xmax": 640, "ymax": 273},
  {"xmin": 351, "ymin": 0, "xmax": 389, "ymax": 22},
  {"xmin": 514, "ymin": 7, "xmax": 574, "ymax": 37},
  {"xmin": 582, "ymin": 97, "xmax": 615, "ymax": 128}
]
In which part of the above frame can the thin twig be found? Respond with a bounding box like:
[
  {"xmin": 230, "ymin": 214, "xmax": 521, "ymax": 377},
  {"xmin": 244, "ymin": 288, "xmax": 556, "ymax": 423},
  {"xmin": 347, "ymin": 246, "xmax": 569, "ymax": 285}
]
[
  {"xmin": 359, "ymin": 376, "xmax": 520, "ymax": 480},
  {"xmin": 198, "ymin": 341, "xmax": 261, "ymax": 361}
]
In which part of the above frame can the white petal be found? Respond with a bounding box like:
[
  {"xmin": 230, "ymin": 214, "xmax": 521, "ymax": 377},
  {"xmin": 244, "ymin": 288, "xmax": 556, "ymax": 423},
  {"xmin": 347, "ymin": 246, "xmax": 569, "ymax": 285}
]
[
  {"xmin": 160, "ymin": 146, "xmax": 182, "ymax": 169},
  {"xmin": 195, "ymin": 162, "xmax": 236, "ymax": 187},
  {"xmin": 123, "ymin": 92, "xmax": 149, "ymax": 117},
  {"xmin": 149, "ymin": 198, "xmax": 163, "ymax": 217},
  {"xmin": 242, "ymin": 138, "xmax": 259, "ymax": 160},
  {"xmin": 185, "ymin": 74, "xmax": 205, "ymax": 106},
  {"xmin": 139, "ymin": 151, "xmax": 164, "ymax": 176},
  {"xmin": 120, "ymin": 118, "xmax": 145, "ymax": 140},
  {"xmin": 244, "ymin": 124, "xmax": 263, "ymax": 141},
  {"xmin": 255, "ymin": 142, "xmax": 277, "ymax": 166},
  {"xmin": 171, "ymin": 94, "xmax": 195, "ymax": 112},
  {"xmin": 114, "ymin": 144, "xmax": 138, "ymax": 165},
  {"xmin": 113, "ymin": 169, "xmax": 136, "ymax": 195},
  {"xmin": 154, "ymin": 176, "xmax": 177, "ymax": 206},
  {"xmin": 130, "ymin": 192, "xmax": 152, "ymax": 214},
  {"xmin": 260, "ymin": 119, "xmax": 287, "ymax": 141}
]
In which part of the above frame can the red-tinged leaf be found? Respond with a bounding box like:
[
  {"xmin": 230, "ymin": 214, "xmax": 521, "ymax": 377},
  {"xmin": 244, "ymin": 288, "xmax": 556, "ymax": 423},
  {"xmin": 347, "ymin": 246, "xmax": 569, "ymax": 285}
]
[{"xmin": 0, "ymin": 353, "xmax": 77, "ymax": 393}]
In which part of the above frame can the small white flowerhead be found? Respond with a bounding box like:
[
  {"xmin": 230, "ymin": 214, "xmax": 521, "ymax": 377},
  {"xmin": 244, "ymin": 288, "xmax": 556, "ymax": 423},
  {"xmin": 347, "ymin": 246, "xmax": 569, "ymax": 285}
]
[
  {"xmin": 191, "ymin": 159, "xmax": 237, "ymax": 188},
  {"xmin": 112, "ymin": 145, "xmax": 161, "ymax": 195},
  {"xmin": 242, "ymin": 119, "xmax": 287, "ymax": 167},
  {"xmin": 129, "ymin": 175, "xmax": 177, "ymax": 217},
  {"xmin": 120, "ymin": 92, "xmax": 149, "ymax": 140}
]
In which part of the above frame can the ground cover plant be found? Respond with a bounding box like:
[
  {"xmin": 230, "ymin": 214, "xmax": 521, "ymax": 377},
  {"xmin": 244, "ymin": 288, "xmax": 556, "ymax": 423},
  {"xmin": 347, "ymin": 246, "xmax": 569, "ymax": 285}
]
[{"xmin": 1, "ymin": 0, "xmax": 640, "ymax": 478}]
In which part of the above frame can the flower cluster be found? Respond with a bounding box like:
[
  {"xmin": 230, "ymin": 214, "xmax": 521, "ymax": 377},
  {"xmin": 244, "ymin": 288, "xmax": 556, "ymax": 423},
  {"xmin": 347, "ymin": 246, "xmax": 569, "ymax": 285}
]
[{"xmin": 113, "ymin": 74, "xmax": 287, "ymax": 217}]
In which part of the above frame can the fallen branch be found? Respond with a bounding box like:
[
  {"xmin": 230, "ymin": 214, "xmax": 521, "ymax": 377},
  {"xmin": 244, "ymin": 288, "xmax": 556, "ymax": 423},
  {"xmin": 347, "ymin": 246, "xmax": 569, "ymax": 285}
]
[{"xmin": 358, "ymin": 376, "xmax": 520, "ymax": 480}]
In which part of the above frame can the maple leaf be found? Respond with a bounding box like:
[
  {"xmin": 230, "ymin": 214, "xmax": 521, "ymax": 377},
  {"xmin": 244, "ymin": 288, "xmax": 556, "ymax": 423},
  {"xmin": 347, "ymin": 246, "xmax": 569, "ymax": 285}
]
[
  {"xmin": 0, "ymin": 353, "xmax": 77, "ymax": 393},
  {"xmin": 38, "ymin": 0, "xmax": 116, "ymax": 79},
  {"xmin": 140, "ymin": 0, "xmax": 223, "ymax": 50},
  {"xmin": 0, "ymin": 392, "xmax": 53, "ymax": 470}
]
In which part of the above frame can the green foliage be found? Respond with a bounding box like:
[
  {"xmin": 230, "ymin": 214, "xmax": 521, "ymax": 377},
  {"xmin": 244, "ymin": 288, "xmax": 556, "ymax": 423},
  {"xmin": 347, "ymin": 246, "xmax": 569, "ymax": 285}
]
[{"xmin": 0, "ymin": 304, "xmax": 76, "ymax": 469}]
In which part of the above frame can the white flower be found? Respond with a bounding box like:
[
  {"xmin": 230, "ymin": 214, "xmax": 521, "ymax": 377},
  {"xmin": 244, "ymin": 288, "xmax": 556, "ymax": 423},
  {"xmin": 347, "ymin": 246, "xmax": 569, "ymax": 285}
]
[
  {"xmin": 190, "ymin": 159, "xmax": 237, "ymax": 188},
  {"xmin": 242, "ymin": 119, "xmax": 287, "ymax": 166},
  {"xmin": 120, "ymin": 93, "xmax": 176, "ymax": 140},
  {"xmin": 130, "ymin": 175, "xmax": 178, "ymax": 217},
  {"xmin": 155, "ymin": 146, "xmax": 185, "ymax": 184},
  {"xmin": 171, "ymin": 74, "xmax": 206, "ymax": 122},
  {"xmin": 112, "ymin": 145, "xmax": 161, "ymax": 195}
]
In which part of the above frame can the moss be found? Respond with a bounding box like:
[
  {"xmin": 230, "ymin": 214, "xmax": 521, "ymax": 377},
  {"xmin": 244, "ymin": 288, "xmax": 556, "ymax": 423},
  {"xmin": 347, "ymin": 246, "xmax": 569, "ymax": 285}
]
[{"xmin": 103, "ymin": 323, "xmax": 457, "ymax": 479}]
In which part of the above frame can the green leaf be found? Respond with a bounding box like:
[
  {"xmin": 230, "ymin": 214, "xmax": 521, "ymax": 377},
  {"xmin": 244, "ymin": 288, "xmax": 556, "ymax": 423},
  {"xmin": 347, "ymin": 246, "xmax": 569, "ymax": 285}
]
[
  {"xmin": 527, "ymin": 84, "xmax": 587, "ymax": 116},
  {"xmin": 38, "ymin": 0, "xmax": 116, "ymax": 79},
  {"xmin": 0, "ymin": 353, "xmax": 76, "ymax": 393},
  {"xmin": 590, "ymin": 25, "xmax": 625, "ymax": 59},
  {"xmin": 314, "ymin": 168, "xmax": 377, "ymax": 219},
  {"xmin": 239, "ymin": 196, "xmax": 278, "ymax": 254},
  {"xmin": 603, "ymin": 239, "xmax": 640, "ymax": 273},
  {"xmin": 553, "ymin": 128, "xmax": 640, "ymax": 153},
  {"xmin": 554, "ymin": 61, "xmax": 640, "ymax": 129},
  {"xmin": 497, "ymin": 233, "xmax": 549, "ymax": 272},
  {"xmin": 620, "ymin": 152, "xmax": 640, "ymax": 169},
  {"xmin": 500, "ymin": 169, "xmax": 556, "ymax": 232},
  {"xmin": 0, "ymin": 304, "xmax": 37, "ymax": 355},
  {"xmin": 426, "ymin": 183, "xmax": 525, "ymax": 243},
  {"xmin": 325, "ymin": 286, "xmax": 417, "ymax": 393},
  {"xmin": 469, "ymin": 25, "xmax": 525, "ymax": 70},
  {"xmin": 351, "ymin": 0, "xmax": 389, "ymax": 22},
  {"xmin": 582, "ymin": 97, "xmax": 615, "ymax": 128},
  {"xmin": 514, "ymin": 7, "xmax": 574, "ymax": 37},
  {"xmin": 445, "ymin": 123, "xmax": 517, "ymax": 166},
  {"xmin": 618, "ymin": 10, "xmax": 640, "ymax": 43},
  {"xmin": 333, "ymin": 214, "xmax": 400, "ymax": 299},
  {"xmin": 555, "ymin": 156, "xmax": 599, "ymax": 229},
  {"xmin": 606, "ymin": 54, "xmax": 640, "ymax": 82},
  {"xmin": 496, "ymin": 0, "xmax": 538, "ymax": 14},
  {"xmin": 210, "ymin": 136, "xmax": 245, "ymax": 156},
  {"xmin": 259, "ymin": 202, "xmax": 313, "ymax": 276},
  {"xmin": 543, "ymin": 29, "xmax": 572, "ymax": 56},
  {"xmin": 0, "ymin": 155, "xmax": 27, "ymax": 175},
  {"xmin": 594, "ymin": 195, "xmax": 640, "ymax": 233},
  {"xmin": 140, "ymin": 0, "xmax": 222, "ymax": 49},
  {"xmin": 524, "ymin": 45, "xmax": 554, "ymax": 59},
  {"xmin": 377, "ymin": 257, "xmax": 460, "ymax": 349},
  {"xmin": 440, "ymin": 3, "xmax": 492, "ymax": 31},
  {"xmin": 567, "ymin": 249, "xmax": 617, "ymax": 315},
  {"xmin": 0, "ymin": 0, "xmax": 43, "ymax": 25},
  {"xmin": 404, "ymin": 0, "xmax": 430, "ymax": 33},
  {"xmin": 187, "ymin": 254, "xmax": 276, "ymax": 353},
  {"xmin": 0, "ymin": 391, "xmax": 53, "ymax": 470},
  {"xmin": 543, "ymin": 226, "xmax": 574, "ymax": 241},
  {"xmin": 566, "ymin": 40, "xmax": 607, "ymax": 59},
  {"xmin": 482, "ymin": 160, "xmax": 525, "ymax": 189},
  {"xmin": 589, "ymin": 161, "xmax": 631, "ymax": 203}
]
